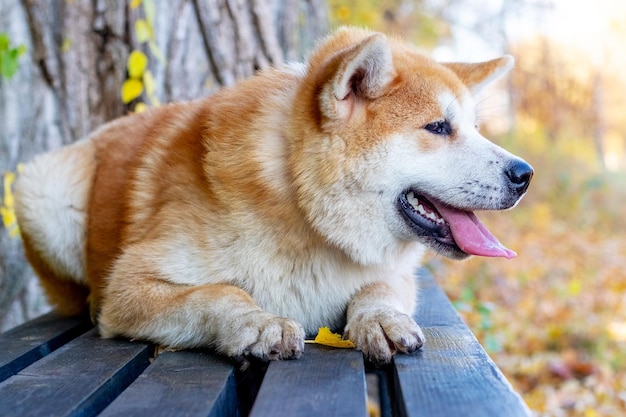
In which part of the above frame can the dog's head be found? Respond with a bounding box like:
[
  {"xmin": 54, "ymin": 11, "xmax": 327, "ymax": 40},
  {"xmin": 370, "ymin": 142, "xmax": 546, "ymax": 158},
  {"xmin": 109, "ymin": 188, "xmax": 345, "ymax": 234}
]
[{"xmin": 290, "ymin": 27, "xmax": 532, "ymax": 264}]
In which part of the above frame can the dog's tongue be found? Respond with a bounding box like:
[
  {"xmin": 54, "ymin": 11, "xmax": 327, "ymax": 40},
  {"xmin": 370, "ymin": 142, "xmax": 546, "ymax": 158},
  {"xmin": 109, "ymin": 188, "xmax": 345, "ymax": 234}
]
[{"xmin": 434, "ymin": 203, "xmax": 516, "ymax": 259}]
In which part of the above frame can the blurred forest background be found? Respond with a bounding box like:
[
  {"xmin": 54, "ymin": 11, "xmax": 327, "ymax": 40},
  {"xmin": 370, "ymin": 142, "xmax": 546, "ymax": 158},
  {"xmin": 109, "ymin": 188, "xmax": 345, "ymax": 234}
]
[{"xmin": 1, "ymin": 0, "xmax": 626, "ymax": 416}]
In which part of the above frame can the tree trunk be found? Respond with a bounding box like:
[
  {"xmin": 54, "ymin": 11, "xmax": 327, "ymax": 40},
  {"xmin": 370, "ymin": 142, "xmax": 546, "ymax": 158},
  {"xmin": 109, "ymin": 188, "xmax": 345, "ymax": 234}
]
[{"xmin": 0, "ymin": 0, "xmax": 328, "ymax": 330}]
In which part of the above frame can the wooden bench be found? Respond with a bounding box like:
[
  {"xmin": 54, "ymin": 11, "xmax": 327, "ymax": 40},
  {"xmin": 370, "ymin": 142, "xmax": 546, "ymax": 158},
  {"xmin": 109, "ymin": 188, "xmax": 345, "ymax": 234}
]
[{"xmin": 0, "ymin": 270, "xmax": 531, "ymax": 417}]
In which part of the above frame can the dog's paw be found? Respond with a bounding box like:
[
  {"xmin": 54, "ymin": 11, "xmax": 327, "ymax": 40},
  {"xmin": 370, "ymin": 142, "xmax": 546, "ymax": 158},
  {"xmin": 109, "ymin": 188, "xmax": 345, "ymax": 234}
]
[
  {"xmin": 224, "ymin": 313, "xmax": 305, "ymax": 362},
  {"xmin": 344, "ymin": 309, "xmax": 425, "ymax": 363}
]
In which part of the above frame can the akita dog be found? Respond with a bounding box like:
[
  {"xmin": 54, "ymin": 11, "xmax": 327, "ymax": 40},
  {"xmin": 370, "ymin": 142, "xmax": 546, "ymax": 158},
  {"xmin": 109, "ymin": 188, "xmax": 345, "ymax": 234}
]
[{"xmin": 15, "ymin": 27, "xmax": 532, "ymax": 363}]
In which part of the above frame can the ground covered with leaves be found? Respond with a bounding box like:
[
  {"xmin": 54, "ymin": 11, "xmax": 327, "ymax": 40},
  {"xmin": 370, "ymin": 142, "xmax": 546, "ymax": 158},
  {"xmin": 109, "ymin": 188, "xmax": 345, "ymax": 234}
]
[{"xmin": 431, "ymin": 136, "xmax": 626, "ymax": 416}]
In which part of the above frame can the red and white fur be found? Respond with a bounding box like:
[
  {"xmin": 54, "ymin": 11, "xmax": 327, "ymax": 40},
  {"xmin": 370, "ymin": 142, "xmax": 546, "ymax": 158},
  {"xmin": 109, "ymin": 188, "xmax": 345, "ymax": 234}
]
[{"xmin": 15, "ymin": 27, "xmax": 531, "ymax": 363}]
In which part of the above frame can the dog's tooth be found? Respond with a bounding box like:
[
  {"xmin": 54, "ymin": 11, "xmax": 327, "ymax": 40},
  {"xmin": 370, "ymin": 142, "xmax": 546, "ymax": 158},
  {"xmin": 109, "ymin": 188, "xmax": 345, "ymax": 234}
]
[{"xmin": 407, "ymin": 192, "xmax": 419, "ymax": 208}]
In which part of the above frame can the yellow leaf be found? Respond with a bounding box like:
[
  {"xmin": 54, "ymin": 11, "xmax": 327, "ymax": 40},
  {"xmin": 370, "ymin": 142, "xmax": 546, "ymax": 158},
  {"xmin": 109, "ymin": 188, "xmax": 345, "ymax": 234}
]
[
  {"xmin": 143, "ymin": 69, "xmax": 155, "ymax": 96},
  {"xmin": 9, "ymin": 224, "xmax": 20, "ymax": 238},
  {"xmin": 121, "ymin": 79, "xmax": 143, "ymax": 103},
  {"xmin": 3, "ymin": 172, "xmax": 16, "ymax": 209},
  {"xmin": 312, "ymin": 327, "xmax": 355, "ymax": 349},
  {"xmin": 130, "ymin": 0, "xmax": 142, "ymax": 9},
  {"xmin": 1, "ymin": 207, "xmax": 16, "ymax": 229},
  {"xmin": 134, "ymin": 102, "xmax": 147, "ymax": 113},
  {"xmin": 143, "ymin": 70, "xmax": 160, "ymax": 106},
  {"xmin": 336, "ymin": 5, "xmax": 351, "ymax": 21},
  {"xmin": 1, "ymin": 171, "xmax": 20, "ymax": 238},
  {"xmin": 135, "ymin": 19, "xmax": 152, "ymax": 44},
  {"xmin": 148, "ymin": 40, "xmax": 166, "ymax": 65},
  {"xmin": 61, "ymin": 38, "xmax": 72, "ymax": 53},
  {"xmin": 127, "ymin": 50, "xmax": 148, "ymax": 79},
  {"xmin": 567, "ymin": 278, "xmax": 582, "ymax": 296}
]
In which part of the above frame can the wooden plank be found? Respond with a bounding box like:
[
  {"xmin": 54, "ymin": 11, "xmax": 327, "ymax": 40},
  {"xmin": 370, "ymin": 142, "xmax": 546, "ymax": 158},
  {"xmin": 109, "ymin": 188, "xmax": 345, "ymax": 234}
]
[
  {"xmin": 413, "ymin": 268, "xmax": 466, "ymax": 328},
  {"xmin": 0, "ymin": 329, "xmax": 151, "ymax": 417},
  {"xmin": 99, "ymin": 350, "xmax": 238, "ymax": 417},
  {"xmin": 249, "ymin": 344, "xmax": 367, "ymax": 417},
  {"xmin": 0, "ymin": 312, "xmax": 91, "ymax": 382},
  {"xmin": 392, "ymin": 270, "xmax": 531, "ymax": 417}
]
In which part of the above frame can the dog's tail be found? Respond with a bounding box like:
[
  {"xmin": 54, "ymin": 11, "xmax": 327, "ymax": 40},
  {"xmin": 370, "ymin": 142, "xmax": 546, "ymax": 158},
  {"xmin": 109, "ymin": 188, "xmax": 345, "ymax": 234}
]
[{"xmin": 14, "ymin": 138, "xmax": 96, "ymax": 316}]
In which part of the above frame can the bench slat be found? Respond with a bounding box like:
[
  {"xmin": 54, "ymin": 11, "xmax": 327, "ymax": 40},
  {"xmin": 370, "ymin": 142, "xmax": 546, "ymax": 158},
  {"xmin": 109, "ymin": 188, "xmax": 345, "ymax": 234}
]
[
  {"xmin": 0, "ymin": 312, "xmax": 91, "ymax": 382},
  {"xmin": 394, "ymin": 326, "xmax": 530, "ymax": 417},
  {"xmin": 393, "ymin": 270, "xmax": 531, "ymax": 417},
  {"xmin": 249, "ymin": 344, "xmax": 367, "ymax": 417},
  {"xmin": 99, "ymin": 350, "xmax": 237, "ymax": 417},
  {"xmin": 413, "ymin": 269, "xmax": 466, "ymax": 328},
  {"xmin": 0, "ymin": 329, "xmax": 150, "ymax": 417}
]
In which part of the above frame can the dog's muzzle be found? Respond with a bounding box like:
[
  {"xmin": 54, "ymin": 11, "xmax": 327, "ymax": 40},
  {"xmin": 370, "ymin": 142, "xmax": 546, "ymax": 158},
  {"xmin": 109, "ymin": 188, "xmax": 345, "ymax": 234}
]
[{"xmin": 397, "ymin": 157, "xmax": 534, "ymax": 260}]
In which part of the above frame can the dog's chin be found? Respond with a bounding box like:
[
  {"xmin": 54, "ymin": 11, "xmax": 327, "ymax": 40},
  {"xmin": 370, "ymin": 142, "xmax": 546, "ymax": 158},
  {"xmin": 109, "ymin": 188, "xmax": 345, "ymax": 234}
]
[{"xmin": 397, "ymin": 192, "xmax": 470, "ymax": 260}]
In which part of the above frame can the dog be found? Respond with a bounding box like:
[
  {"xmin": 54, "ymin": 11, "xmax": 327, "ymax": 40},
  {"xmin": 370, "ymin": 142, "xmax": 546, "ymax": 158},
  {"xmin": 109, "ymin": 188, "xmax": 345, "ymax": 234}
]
[{"xmin": 14, "ymin": 27, "xmax": 532, "ymax": 363}]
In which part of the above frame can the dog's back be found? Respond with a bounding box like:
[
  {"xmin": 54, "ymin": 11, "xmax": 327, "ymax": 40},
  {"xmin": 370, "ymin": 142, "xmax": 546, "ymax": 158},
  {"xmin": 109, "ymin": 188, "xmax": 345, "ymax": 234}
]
[{"xmin": 15, "ymin": 67, "xmax": 304, "ymax": 318}]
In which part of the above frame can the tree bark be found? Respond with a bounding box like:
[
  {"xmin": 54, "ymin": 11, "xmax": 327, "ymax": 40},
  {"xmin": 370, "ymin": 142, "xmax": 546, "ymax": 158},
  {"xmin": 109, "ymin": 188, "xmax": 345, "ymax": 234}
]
[{"xmin": 0, "ymin": 0, "xmax": 327, "ymax": 330}]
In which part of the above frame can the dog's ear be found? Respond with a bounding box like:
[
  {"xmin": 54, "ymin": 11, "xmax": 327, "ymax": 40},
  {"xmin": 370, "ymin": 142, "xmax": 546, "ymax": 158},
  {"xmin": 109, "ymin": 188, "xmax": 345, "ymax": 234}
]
[
  {"xmin": 322, "ymin": 34, "xmax": 395, "ymax": 120},
  {"xmin": 443, "ymin": 56, "xmax": 514, "ymax": 95}
]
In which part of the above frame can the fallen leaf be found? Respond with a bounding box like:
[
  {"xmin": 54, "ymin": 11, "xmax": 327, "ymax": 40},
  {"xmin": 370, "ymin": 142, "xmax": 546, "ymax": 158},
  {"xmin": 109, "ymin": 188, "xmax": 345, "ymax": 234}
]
[{"xmin": 311, "ymin": 327, "xmax": 355, "ymax": 349}]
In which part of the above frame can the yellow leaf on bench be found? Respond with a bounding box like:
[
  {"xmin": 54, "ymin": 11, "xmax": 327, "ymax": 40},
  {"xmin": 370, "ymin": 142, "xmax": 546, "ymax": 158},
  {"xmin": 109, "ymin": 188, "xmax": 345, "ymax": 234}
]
[{"xmin": 312, "ymin": 327, "xmax": 355, "ymax": 349}]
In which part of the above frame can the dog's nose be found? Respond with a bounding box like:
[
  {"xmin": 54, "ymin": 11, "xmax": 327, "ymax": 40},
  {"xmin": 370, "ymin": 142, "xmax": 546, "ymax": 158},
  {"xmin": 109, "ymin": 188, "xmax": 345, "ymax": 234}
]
[{"xmin": 506, "ymin": 160, "xmax": 533, "ymax": 195}]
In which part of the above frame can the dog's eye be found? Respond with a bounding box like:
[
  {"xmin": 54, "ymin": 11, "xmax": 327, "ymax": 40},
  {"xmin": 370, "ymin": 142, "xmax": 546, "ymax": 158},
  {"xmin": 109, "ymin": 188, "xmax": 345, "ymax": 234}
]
[{"xmin": 423, "ymin": 120, "xmax": 452, "ymax": 135}]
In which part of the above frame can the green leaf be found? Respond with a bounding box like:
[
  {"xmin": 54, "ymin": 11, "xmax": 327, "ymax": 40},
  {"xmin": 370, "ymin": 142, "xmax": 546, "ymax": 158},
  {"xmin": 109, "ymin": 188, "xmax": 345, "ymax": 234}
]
[
  {"xmin": 477, "ymin": 302, "xmax": 495, "ymax": 316},
  {"xmin": 459, "ymin": 287, "xmax": 475, "ymax": 303},
  {"xmin": 0, "ymin": 34, "xmax": 9, "ymax": 51},
  {"xmin": 1, "ymin": 53, "xmax": 18, "ymax": 78},
  {"xmin": 483, "ymin": 334, "xmax": 502, "ymax": 353},
  {"xmin": 0, "ymin": 34, "xmax": 26, "ymax": 79}
]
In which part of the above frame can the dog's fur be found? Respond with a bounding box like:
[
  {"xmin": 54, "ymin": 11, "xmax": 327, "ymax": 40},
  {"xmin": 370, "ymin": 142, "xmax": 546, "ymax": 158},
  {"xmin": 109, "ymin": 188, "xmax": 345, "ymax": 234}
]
[{"xmin": 14, "ymin": 27, "xmax": 531, "ymax": 363}]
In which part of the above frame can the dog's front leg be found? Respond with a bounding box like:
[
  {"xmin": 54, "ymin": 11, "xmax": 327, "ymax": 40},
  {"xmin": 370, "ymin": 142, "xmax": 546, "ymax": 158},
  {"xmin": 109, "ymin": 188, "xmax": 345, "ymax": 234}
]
[
  {"xmin": 344, "ymin": 279, "xmax": 424, "ymax": 363},
  {"xmin": 97, "ymin": 245, "xmax": 305, "ymax": 361}
]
